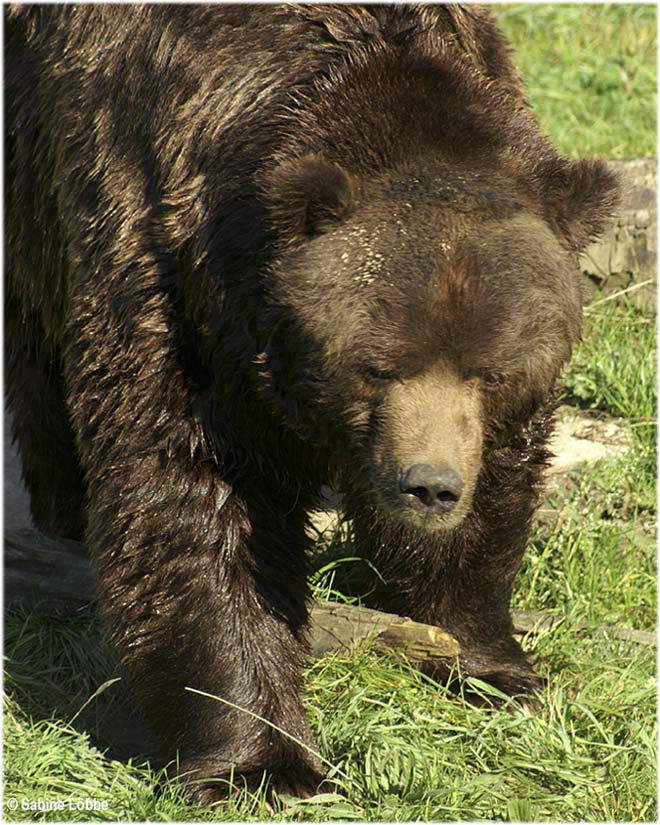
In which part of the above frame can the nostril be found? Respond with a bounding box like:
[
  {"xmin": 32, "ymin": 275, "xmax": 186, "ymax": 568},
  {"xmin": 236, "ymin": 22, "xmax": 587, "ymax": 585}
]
[
  {"xmin": 437, "ymin": 489, "xmax": 460, "ymax": 505},
  {"xmin": 399, "ymin": 464, "xmax": 464, "ymax": 514},
  {"xmin": 404, "ymin": 485, "xmax": 434, "ymax": 508}
]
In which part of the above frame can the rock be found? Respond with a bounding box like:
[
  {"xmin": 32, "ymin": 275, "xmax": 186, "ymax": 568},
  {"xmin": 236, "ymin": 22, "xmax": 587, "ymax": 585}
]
[
  {"xmin": 546, "ymin": 406, "xmax": 630, "ymax": 476},
  {"xmin": 580, "ymin": 158, "xmax": 656, "ymax": 313}
]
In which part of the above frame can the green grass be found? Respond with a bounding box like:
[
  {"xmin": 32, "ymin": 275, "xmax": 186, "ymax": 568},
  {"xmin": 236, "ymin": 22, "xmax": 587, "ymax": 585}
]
[
  {"xmin": 4, "ymin": 599, "xmax": 656, "ymax": 822},
  {"xmin": 4, "ymin": 5, "xmax": 657, "ymax": 822},
  {"xmin": 4, "ymin": 694, "xmax": 190, "ymax": 822},
  {"xmin": 496, "ymin": 3, "xmax": 657, "ymax": 158},
  {"xmin": 563, "ymin": 298, "xmax": 657, "ymax": 451},
  {"xmin": 517, "ymin": 448, "xmax": 656, "ymax": 630}
]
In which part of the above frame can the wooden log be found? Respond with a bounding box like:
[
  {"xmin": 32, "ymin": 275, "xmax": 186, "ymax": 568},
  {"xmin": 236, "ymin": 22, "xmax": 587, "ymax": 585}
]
[
  {"xmin": 511, "ymin": 609, "xmax": 656, "ymax": 647},
  {"xmin": 5, "ymin": 529, "xmax": 654, "ymax": 650},
  {"xmin": 4, "ymin": 529, "xmax": 461, "ymax": 659},
  {"xmin": 310, "ymin": 600, "xmax": 460, "ymax": 660},
  {"xmin": 5, "ymin": 530, "xmax": 95, "ymax": 611}
]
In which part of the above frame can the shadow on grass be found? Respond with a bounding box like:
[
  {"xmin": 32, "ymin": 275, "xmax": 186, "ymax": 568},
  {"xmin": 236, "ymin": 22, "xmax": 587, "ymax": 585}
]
[{"xmin": 4, "ymin": 597, "xmax": 160, "ymax": 766}]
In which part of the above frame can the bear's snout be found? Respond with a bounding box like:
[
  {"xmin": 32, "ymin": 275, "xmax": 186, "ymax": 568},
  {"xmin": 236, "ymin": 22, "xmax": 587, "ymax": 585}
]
[
  {"xmin": 367, "ymin": 363, "xmax": 483, "ymax": 531},
  {"xmin": 399, "ymin": 463, "xmax": 464, "ymax": 514}
]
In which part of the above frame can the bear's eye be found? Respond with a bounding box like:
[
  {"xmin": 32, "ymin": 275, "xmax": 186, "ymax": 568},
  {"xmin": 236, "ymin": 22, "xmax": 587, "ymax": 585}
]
[
  {"xmin": 482, "ymin": 371, "xmax": 506, "ymax": 390},
  {"xmin": 363, "ymin": 366, "xmax": 398, "ymax": 382}
]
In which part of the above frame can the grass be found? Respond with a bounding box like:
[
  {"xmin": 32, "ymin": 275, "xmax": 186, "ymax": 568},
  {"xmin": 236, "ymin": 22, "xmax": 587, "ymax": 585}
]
[
  {"xmin": 563, "ymin": 298, "xmax": 657, "ymax": 450},
  {"xmin": 4, "ymin": 5, "xmax": 657, "ymax": 823},
  {"xmin": 496, "ymin": 3, "xmax": 657, "ymax": 159},
  {"xmin": 4, "ymin": 694, "xmax": 188, "ymax": 823}
]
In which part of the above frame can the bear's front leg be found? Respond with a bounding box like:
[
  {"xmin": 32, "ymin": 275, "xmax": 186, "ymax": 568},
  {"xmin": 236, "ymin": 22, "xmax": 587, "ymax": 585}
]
[
  {"xmin": 90, "ymin": 452, "xmax": 322, "ymax": 802},
  {"xmin": 62, "ymin": 324, "xmax": 322, "ymax": 803},
  {"xmin": 349, "ymin": 432, "xmax": 550, "ymax": 701},
  {"xmin": 93, "ymin": 452, "xmax": 322, "ymax": 800}
]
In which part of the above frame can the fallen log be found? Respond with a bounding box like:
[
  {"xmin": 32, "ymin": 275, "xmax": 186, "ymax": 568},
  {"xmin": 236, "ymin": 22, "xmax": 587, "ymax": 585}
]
[
  {"xmin": 510, "ymin": 608, "xmax": 656, "ymax": 647},
  {"xmin": 5, "ymin": 529, "xmax": 655, "ymax": 653},
  {"xmin": 310, "ymin": 600, "xmax": 460, "ymax": 659},
  {"xmin": 4, "ymin": 530, "xmax": 460, "ymax": 661}
]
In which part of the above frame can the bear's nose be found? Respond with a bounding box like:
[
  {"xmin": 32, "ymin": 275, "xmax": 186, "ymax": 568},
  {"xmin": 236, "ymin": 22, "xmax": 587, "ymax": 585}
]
[{"xmin": 399, "ymin": 463, "xmax": 464, "ymax": 514}]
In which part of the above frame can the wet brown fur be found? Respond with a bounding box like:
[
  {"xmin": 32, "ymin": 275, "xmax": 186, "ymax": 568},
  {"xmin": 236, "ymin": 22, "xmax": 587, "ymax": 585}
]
[{"xmin": 5, "ymin": 3, "xmax": 618, "ymax": 802}]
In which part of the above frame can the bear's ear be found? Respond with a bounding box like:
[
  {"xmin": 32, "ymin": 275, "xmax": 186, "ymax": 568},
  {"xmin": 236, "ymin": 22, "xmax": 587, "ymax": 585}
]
[
  {"xmin": 538, "ymin": 157, "xmax": 620, "ymax": 252},
  {"xmin": 265, "ymin": 154, "xmax": 354, "ymax": 242}
]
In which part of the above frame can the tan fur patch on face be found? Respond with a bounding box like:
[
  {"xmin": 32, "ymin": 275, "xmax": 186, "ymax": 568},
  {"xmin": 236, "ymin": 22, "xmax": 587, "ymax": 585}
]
[{"xmin": 370, "ymin": 363, "xmax": 483, "ymax": 531}]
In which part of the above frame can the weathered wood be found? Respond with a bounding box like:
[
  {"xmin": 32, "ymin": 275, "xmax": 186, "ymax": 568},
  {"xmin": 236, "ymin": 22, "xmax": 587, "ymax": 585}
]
[
  {"xmin": 511, "ymin": 609, "xmax": 656, "ymax": 647},
  {"xmin": 4, "ymin": 530, "xmax": 462, "ymax": 658},
  {"xmin": 5, "ymin": 531, "xmax": 654, "ymax": 650},
  {"xmin": 5, "ymin": 530, "xmax": 95, "ymax": 611},
  {"xmin": 310, "ymin": 600, "xmax": 460, "ymax": 659}
]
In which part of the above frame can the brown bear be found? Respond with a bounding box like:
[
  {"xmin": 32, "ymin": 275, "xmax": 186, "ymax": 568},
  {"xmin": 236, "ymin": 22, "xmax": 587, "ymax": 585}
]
[{"xmin": 6, "ymin": 4, "xmax": 617, "ymax": 803}]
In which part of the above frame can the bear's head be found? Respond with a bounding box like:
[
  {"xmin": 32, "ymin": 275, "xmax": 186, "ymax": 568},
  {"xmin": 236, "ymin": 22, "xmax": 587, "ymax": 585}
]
[{"xmin": 259, "ymin": 153, "xmax": 617, "ymax": 531}]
